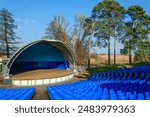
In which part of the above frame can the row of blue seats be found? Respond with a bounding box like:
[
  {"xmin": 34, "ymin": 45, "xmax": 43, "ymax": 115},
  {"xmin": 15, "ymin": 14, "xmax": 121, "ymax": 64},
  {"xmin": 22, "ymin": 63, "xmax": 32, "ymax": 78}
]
[
  {"xmin": 89, "ymin": 66, "xmax": 150, "ymax": 83},
  {"xmin": 47, "ymin": 81, "xmax": 150, "ymax": 100},
  {"xmin": 47, "ymin": 65, "xmax": 150, "ymax": 100},
  {"xmin": 0, "ymin": 88, "xmax": 35, "ymax": 100}
]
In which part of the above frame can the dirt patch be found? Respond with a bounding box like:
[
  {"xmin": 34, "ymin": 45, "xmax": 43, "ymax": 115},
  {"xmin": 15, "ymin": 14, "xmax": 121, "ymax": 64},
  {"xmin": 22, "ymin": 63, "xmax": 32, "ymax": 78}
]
[
  {"xmin": 32, "ymin": 86, "xmax": 49, "ymax": 100},
  {"xmin": 31, "ymin": 77, "xmax": 82, "ymax": 100}
]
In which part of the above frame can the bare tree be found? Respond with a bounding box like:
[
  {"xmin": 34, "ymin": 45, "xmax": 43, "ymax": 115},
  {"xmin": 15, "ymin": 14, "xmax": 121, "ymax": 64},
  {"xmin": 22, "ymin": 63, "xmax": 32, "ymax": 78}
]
[
  {"xmin": 45, "ymin": 16, "xmax": 70, "ymax": 46},
  {"xmin": 71, "ymin": 14, "xmax": 88, "ymax": 65}
]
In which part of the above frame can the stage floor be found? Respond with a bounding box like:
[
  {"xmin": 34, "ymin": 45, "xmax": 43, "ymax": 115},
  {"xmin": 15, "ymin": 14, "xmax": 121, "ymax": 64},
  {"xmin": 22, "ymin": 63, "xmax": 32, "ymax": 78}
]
[{"xmin": 11, "ymin": 69, "xmax": 73, "ymax": 80}]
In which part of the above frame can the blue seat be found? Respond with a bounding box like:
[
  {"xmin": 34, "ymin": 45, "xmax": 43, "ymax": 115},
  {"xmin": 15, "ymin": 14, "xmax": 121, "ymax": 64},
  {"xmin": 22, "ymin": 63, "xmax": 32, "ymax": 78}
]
[
  {"xmin": 0, "ymin": 88, "xmax": 35, "ymax": 100},
  {"xmin": 110, "ymin": 94, "xmax": 117, "ymax": 100},
  {"xmin": 47, "ymin": 65, "xmax": 150, "ymax": 100},
  {"xmin": 145, "ymin": 92, "xmax": 150, "ymax": 98},
  {"xmin": 126, "ymin": 92, "xmax": 132, "ymax": 99},
  {"xmin": 101, "ymin": 95, "xmax": 109, "ymax": 100},
  {"xmin": 130, "ymin": 95, "xmax": 136, "ymax": 100},
  {"xmin": 119, "ymin": 96, "xmax": 127, "ymax": 100},
  {"xmin": 138, "ymin": 93, "xmax": 145, "ymax": 100}
]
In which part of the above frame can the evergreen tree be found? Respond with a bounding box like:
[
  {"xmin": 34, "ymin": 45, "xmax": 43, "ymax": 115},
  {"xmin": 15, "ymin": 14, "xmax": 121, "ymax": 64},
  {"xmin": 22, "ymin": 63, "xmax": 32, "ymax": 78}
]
[
  {"xmin": 134, "ymin": 16, "xmax": 150, "ymax": 62},
  {"xmin": 92, "ymin": 0, "xmax": 111, "ymax": 65},
  {"xmin": 0, "ymin": 8, "xmax": 19, "ymax": 58},
  {"xmin": 121, "ymin": 5, "xmax": 149, "ymax": 63},
  {"xmin": 92, "ymin": 0, "xmax": 125, "ymax": 65},
  {"xmin": 134, "ymin": 40, "xmax": 150, "ymax": 62},
  {"xmin": 109, "ymin": 1, "xmax": 125, "ymax": 66}
]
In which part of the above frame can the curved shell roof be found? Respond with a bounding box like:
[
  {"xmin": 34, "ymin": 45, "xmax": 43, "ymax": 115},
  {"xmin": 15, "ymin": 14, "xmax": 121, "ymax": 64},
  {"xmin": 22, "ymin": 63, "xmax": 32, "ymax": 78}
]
[{"xmin": 3, "ymin": 39, "xmax": 76, "ymax": 79}]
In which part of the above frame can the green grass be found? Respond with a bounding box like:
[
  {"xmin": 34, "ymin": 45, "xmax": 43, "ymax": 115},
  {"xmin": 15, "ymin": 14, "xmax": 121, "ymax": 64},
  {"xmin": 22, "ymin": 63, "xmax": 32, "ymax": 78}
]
[{"xmin": 89, "ymin": 61, "xmax": 150, "ymax": 76}]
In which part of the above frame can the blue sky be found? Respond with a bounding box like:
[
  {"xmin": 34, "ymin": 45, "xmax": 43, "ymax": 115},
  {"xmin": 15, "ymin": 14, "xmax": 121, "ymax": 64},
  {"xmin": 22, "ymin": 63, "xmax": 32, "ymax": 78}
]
[{"xmin": 0, "ymin": 0, "xmax": 150, "ymax": 54}]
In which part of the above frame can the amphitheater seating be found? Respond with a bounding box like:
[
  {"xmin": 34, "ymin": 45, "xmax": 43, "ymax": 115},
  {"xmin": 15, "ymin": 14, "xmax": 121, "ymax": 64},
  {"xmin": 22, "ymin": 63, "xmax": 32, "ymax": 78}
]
[
  {"xmin": 47, "ymin": 65, "xmax": 150, "ymax": 100},
  {"xmin": 0, "ymin": 88, "xmax": 35, "ymax": 100}
]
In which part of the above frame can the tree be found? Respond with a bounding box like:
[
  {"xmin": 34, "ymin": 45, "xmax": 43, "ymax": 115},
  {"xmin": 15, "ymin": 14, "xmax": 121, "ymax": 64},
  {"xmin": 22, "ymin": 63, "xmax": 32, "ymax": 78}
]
[
  {"xmin": 92, "ymin": 0, "xmax": 111, "ymax": 65},
  {"xmin": 84, "ymin": 18, "xmax": 96, "ymax": 69},
  {"xmin": 44, "ymin": 16, "xmax": 70, "ymax": 46},
  {"xmin": 121, "ymin": 5, "xmax": 149, "ymax": 63},
  {"xmin": 92, "ymin": 0, "xmax": 125, "ymax": 66},
  {"xmin": 134, "ymin": 40, "xmax": 150, "ymax": 62},
  {"xmin": 45, "ymin": 15, "xmax": 89, "ymax": 65},
  {"xmin": 134, "ymin": 16, "xmax": 150, "ymax": 61},
  {"xmin": 0, "ymin": 8, "xmax": 19, "ymax": 58},
  {"xmin": 71, "ymin": 14, "xmax": 87, "ymax": 49},
  {"xmin": 109, "ymin": 2, "xmax": 125, "ymax": 66},
  {"xmin": 71, "ymin": 14, "xmax": 88, "ymax": 65},
  {"xmin": 134, "ymin": 16, "xmax": 150, "ymax": 62},
  {"xmin": 74, "ymin": 39, "xmax": 88, "ymax": 65}
]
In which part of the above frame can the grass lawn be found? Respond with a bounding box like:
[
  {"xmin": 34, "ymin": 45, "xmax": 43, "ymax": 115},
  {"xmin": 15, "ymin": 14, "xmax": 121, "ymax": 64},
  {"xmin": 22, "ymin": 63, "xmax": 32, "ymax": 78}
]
[{"xmin": 89, "ymin": 61, "xmax": 150, "ymax": 76}]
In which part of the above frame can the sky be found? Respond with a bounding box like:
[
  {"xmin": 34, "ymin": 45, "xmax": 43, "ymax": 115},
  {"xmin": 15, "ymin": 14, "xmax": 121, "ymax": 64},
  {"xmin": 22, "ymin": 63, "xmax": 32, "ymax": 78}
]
[{"xmin": 0, "ymin": 0, "xmax": 150, "ymax": 54}]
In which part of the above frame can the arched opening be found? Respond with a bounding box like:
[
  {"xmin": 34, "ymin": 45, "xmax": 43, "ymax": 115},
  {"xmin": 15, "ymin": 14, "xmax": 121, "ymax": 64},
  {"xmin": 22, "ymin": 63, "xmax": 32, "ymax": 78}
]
[{"xmin": 10, "ymin": 43, "xmax": 69, "ymax": 75}]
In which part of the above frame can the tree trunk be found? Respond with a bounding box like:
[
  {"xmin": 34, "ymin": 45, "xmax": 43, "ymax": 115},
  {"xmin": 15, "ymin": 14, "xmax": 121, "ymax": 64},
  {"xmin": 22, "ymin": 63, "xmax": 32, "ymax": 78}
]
[
  {"xmin": 114, "ymin": 30, "xmax": 116, "ymax": 66},
  {"xmin": 88, "ymin": 37, "xmax": 91, "ymax": 70},
  {"xmin": 4, "ymin": 15, "xmax": 10, "ymax": 58},
  {"xmin": 140, "ymin": 34, "xmax": 143, "ymax": 62},
  {"xmin": 108, "ymin": 35, "xmax": 111, "ymax": 65},
  {"xmin": 129, "ymin": 21, "xmax": 135, "ymax": 64},
  {"xmin": 129, "ymin": 38, "xmax": 132, "ymax": 64},
  {"xmin": 88, "ymin": 21, "xmax": 96, "ymax": 70}
]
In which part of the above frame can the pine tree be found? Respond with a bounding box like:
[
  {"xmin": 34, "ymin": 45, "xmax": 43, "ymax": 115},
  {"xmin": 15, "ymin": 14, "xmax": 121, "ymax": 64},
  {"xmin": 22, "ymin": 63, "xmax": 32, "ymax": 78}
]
[
  {"xmin": 92, "ymin": 0, "xmax": 125, "ymax": 65},
  {"xmin": 134, "ymin": 16, "xmax": 150, "ymax": 62},
  {"xmin": 0, "ymin": 8, "xmax": 19, "ymax": 58},
  {"xmin": 121, "ymin": 5, "xmax": 149, "ymax": 63},
  {"xmin": 92, "ymin": 0, "xmax": 111, "ymax": 65}
]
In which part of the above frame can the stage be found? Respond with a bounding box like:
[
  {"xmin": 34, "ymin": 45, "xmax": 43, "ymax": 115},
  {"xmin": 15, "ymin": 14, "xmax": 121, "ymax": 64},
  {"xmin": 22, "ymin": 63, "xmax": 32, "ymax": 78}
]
[
  {"xmin": 11, "ymin": 69, "xmax": 73, "ymax": 80},
  {"xmin": 10, "ymin": 69, "xmax": 74, "ymax": 86}
]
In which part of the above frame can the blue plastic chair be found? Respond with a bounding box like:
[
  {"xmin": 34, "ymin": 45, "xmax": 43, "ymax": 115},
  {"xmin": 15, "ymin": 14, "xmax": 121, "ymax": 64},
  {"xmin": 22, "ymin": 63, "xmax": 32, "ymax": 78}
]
[{"xmin": 138, "ymin": 93, "xmax": 145, "ymax": 100}]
